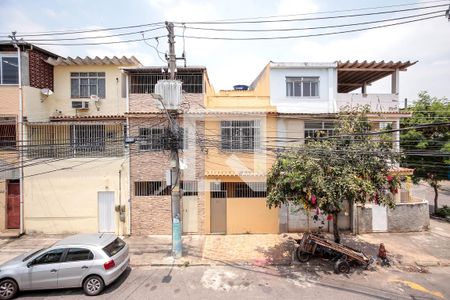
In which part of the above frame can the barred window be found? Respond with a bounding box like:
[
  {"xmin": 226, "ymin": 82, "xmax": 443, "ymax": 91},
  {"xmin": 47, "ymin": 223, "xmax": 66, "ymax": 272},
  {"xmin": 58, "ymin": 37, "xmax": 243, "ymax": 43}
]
[
  {"xmin": 0, "ymin": 124, "xmax": 16, "ymax": 150},
  {"xmin": 134, "ymin": 181, "xmax": 171, "ymax": 196},
  {"xmin": 210, "ymin": 182, "xmax": 267, "ymax": 198},
  {"xmin": 286, "ymin": 77, "xmax": 319, "ymax": 97},
  {"xmin": 181, "ymin": 181, "xmax": 198, "ymax": 196},
  {"xmin": 221, "ymin": 120, "xmax": 260, "ymax": 151},
  {"xmin": 71, "ymin": 72, "xmax": 105, "ymax": 98},
  {"xmin": 304, "ymin": 121, "xmax": 335, "ymax": 139},
  {"xmin": 139, "ymin": 127, "xmax": 187, "ymax": 151}
]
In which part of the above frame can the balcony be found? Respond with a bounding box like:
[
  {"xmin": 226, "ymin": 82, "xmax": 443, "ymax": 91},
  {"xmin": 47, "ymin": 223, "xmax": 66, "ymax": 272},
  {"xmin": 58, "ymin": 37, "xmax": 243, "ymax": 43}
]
[{"xmin": 336, "ymin": 93, "xmax": 399, "ymax": 113}]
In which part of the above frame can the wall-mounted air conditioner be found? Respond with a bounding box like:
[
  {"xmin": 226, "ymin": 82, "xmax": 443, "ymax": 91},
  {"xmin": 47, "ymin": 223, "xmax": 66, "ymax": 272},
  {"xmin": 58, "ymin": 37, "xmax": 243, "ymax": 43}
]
[{"xmin": 72, "ymin": 101, "xmax": 89, "ymax": 110}]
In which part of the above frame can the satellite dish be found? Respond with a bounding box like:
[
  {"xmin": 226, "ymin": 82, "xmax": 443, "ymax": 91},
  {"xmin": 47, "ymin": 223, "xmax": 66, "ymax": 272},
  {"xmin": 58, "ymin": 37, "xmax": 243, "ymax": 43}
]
[
  {"xmin": 40, "ymin": 88, "xmax": 53, "ymax": 96},
  {"xmin": 90, "ymin": 95, "xmax": 100, "ymax": 102}
]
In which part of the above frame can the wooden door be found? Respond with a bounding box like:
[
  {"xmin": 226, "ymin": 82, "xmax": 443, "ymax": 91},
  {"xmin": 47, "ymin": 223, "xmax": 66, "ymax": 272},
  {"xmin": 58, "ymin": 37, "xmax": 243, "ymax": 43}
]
[{"xmin": 7, "ymin": 182, "xmax": 20, "ymax": 229}]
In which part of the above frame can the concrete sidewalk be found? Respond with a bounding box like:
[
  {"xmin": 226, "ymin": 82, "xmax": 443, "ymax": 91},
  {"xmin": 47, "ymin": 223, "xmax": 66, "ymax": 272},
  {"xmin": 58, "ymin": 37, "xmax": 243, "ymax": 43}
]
[{"xmin": 0, "ymin": 219, "xmax": 449, "ymax": 268}]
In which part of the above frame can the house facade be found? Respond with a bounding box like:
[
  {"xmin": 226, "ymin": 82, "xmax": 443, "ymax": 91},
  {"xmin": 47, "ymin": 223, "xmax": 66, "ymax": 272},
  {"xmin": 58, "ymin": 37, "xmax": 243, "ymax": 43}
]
[
  {"xmin": 22, "ymin": 56, "xmax": 140, "ymax": 235},
  {"xmin": 0, "ymin": 42, "xmax": 58, "ymax": 234}
]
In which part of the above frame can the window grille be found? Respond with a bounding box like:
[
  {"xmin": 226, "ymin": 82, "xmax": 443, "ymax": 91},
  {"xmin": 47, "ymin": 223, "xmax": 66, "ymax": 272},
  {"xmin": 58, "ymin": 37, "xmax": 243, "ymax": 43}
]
[
  {"xmin": 129, "ymin": 72, "xmax": 203, "ymax": 94},
  {"xmin": 71, "ymin": 72, "xmax": 106, "ymax": 98},
  {"xmin": 134, "ymin": 181, "xmax": 171, "ymax": 196},
  {"xmin": 286, "ymin": 77, "xmax": 319, "ymax": 97},
  {"xmin": 0, "ymin": 124, "xmax": 16, "ymax": 150},
  {"xmin": 181, "ymin": 181, "xmax": 198, "ymax": 196},
  {"xmin": 138, "ymin": 127, "xmax": 187, "ymax": 151},
  {"xmin": 26, "ymin": 123, "xmax": 124, "ymax": 158},
  {"xmin": 221, "ymin": 120, "xmax": 260, "ymax": 152},
  {"xmin": 210, "ymin": 182, "xmax": 267, "ymax": 198}
]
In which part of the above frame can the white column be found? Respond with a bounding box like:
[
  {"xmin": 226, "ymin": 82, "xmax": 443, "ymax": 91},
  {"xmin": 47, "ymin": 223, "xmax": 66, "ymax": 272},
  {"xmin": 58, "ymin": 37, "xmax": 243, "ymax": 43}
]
[
  {"xmin": 391, "ymin": 69, "xmax": 399, "ymax": 95},
  {"xmin": 393, "ymin": 119, "xmax": 400, "ymax": 153}
]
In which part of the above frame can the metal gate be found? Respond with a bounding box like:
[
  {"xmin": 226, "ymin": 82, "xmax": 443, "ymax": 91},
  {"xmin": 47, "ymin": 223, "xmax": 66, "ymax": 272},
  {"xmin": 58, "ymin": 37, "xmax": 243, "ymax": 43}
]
[
  {"xmin": 372, "ymin": 204, "xmax": 388, "ymax": 232},
  {"xmin": 7, "ymin": 181, "xmax": 20, "ymax": 229},
  {"xmin": 210, "ymin": 191, "xmax": 226, "ymax": 234},
  {"xmin": 98, "ymin": 191, "xmax": 115, "ymax": 233},
  {"xmin": 183, "ymin": 196, "xmax": 198, "ymax": 233}
]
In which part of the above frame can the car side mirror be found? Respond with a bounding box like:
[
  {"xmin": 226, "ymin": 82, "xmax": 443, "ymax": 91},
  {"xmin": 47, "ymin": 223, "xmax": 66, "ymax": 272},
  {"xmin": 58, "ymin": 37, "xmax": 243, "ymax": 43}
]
[{"xmin": 27, "ymin": 261, "xmax": 33, "ymax": 268}]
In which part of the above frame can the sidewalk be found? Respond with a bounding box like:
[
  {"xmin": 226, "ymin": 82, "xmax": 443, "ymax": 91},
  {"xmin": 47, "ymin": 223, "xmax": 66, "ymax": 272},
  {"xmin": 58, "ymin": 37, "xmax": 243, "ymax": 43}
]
[{"xmin": 0, "ymin": 219, "xmax": 449, "ymax": 268}]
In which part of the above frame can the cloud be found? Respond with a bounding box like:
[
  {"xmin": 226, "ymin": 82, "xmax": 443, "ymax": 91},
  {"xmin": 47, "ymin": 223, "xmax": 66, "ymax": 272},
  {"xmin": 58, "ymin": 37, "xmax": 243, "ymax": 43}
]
[{"xmin": 277, "ymin": 0, "xmax": 319, "ymax": 15}]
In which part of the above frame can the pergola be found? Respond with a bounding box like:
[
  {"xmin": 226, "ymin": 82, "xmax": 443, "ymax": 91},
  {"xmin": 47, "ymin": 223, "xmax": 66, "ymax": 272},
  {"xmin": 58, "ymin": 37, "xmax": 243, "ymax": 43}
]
[{"xmin": 337, "ymin": 60, "xmax": 417, "ymax": 93}]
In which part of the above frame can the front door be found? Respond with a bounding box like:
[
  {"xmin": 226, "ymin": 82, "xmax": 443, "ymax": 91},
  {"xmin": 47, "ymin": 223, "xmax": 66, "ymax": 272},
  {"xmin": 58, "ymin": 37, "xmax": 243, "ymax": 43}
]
[
  {"xmin": 98, "ymin": 192, "xmax": 115, "ymax": 233},
  {"xmin": 7, "ymin": 181, "xmax": 20, "ymax": 229},
  {"xmin": 210, "ymin": 191, "xmax": 226, "ymax": 234},
  {"xmin": 183, "ymin": 196, "xmax": 198, "ymax": 233}
]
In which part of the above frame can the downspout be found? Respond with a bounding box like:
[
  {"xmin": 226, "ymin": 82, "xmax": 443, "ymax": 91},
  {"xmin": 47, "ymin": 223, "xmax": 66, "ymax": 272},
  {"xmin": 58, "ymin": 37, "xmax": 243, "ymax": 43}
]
[
  {"xmin": 13, "ymin": 42, "xmax": 24, "ymax": 235},
  {"xmin": 125, "ymin": 72, "xmax": 132, "ymax": 235}
]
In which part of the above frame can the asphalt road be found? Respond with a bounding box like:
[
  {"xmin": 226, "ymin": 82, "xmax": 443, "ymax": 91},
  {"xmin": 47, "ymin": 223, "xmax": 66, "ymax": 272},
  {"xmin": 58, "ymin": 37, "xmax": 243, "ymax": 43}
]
[
  {"xmin": 16, "ymin": 265, "xmax": 450, "ymax": 299},
  {"xmin": 411, "ymin": 181, "xmax": 450, "ymax": 211}
]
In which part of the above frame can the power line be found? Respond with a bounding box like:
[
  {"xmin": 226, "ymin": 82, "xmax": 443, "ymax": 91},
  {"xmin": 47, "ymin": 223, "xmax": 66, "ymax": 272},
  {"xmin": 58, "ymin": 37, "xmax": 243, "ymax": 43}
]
[
  {"xmin": 175, "ymin": 4, "xmax": 449, "ymax": 25},
  {"xmin": 177, "ymin": 14, "xmax": 443, "ymax": 41},
  {"xmin": 25, "ymin": 34, "xmax": 167, "ymax": 46},
  {"xmin": 177, "ymin": 10, "xmax": 444, "ymax": 33}
]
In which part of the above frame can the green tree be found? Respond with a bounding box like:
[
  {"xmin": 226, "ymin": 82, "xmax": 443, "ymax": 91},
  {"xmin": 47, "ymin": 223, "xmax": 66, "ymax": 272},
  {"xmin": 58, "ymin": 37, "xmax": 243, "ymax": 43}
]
[
  {"xmin": 401, "ymin": 91, "xmax": 450, "ymax": 214},
  {"xmin": 267, "ymin": 108, "xmax": 400, "ymax": 243}
]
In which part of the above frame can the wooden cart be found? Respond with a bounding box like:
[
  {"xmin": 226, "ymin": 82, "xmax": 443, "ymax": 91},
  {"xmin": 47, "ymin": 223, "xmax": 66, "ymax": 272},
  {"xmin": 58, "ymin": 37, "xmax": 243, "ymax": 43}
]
[{"xmin": 296, "ymin": 233, "xmax": 373, "ymax": 273}]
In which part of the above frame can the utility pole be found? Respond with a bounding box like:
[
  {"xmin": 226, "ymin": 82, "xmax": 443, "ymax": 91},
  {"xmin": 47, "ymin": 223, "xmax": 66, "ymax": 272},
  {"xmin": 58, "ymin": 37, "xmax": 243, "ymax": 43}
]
[{"xmin": 165, "ymin": 21, "xmax": 182, "ymax": 258}]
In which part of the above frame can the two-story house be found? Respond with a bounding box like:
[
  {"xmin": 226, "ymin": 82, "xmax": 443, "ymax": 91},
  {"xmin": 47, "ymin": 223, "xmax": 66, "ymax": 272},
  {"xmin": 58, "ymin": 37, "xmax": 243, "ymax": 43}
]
[
  {"xmin": 22, "ymin": 56, "xmax": 141, "ymax": 235},
  {"xmin": 0, "ymin": 42, "xmax": 58, "ymax": 235},
  {"xmin": 123, "ymin": 66, "xmax": 207, "ymax": 235}
]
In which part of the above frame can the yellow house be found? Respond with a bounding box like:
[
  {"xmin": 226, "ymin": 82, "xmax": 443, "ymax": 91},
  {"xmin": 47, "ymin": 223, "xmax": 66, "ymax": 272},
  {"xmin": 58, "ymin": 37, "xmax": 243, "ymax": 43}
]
[
  {"xmin": 204, "ymin": 65, "xmax": 280, "ymax": 234},
  {"xmin": 22, "ymin": 56, "xmax": 140, "ymax": 235}
]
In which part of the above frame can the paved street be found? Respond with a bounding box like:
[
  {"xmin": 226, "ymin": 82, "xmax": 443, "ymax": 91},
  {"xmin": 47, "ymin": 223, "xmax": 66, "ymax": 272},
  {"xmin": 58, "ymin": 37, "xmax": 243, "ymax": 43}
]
[
  {"xmin": 411, "ymin": 181, "xmax": 450, "ymax": 211},
  {"xmin": 14, "ymin": 265, "xmax": 450, "ymax": 299}
]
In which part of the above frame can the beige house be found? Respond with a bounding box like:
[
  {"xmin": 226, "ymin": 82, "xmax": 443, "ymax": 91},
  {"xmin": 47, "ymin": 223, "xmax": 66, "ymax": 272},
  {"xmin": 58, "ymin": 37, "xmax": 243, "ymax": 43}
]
[{"xmin": 23, "ymin": 56, "xmax": 140, "ymax": 235}]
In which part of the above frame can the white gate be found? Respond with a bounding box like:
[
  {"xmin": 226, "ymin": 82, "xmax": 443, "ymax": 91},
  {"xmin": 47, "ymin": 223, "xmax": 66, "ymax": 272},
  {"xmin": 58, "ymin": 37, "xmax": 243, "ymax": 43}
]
[
  {"xmin": 182, "ymin": 196, "xmax": 198, "ymax": 233},
  {"xmin": 98, "ymin": 191, "xmax": 115, "ymax": 233},
  {"xmin": 372, "ymin": 204, "xmax": 388, "ymax": 232}
]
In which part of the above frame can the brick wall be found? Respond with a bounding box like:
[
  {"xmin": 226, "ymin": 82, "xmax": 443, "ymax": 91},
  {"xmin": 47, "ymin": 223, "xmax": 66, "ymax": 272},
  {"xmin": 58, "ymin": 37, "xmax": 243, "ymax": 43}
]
[
  {"xmin": 28, "ymin": 50, "xmax": 54, "ymax": 90},
  {"xmin": 128, "ymin": 93, "xmax": 206, "ymax": 235}
]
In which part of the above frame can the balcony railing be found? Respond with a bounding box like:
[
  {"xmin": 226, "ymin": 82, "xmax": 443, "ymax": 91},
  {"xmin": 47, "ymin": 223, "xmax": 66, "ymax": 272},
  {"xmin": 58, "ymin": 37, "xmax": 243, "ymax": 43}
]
[{"xmin": 336, "ymin": 93, "xmax": 399, "ymax": 113}]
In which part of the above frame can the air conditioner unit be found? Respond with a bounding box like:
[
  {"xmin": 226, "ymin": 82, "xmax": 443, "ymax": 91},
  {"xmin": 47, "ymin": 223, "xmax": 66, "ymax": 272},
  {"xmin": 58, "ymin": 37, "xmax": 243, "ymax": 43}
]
[{"xmin": 72, "ymin": 101, "xmax": 89, "ymax": 109}]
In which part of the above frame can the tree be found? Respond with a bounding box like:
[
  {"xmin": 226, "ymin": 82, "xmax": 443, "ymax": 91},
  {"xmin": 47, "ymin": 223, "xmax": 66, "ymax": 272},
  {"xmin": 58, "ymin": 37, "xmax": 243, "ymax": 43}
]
[
  {"xmin": 267, "ymin": 108, "xmax": 400, "ymax": 243},
  {"xmin": 401, "ymin": 91, "xmax": 450, "ymax": 214}
]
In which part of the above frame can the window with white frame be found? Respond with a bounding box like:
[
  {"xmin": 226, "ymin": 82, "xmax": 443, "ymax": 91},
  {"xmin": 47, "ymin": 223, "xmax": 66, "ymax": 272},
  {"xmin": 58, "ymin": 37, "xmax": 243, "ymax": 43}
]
[
  {"xmin": 221, "ymin": 120, "xmax": 260, "ymax": 151},
  {"xmin": 70, "ymin": 72, "xmax": 105, "ymax": 98},
  {"xmin": 0, "ymin": 55, "xmax": 19, "ymax": 85},
  {"xmin": 286, "ymin": 77, "xmax": 319, "ymax": 97},
  {"xmin": 304, "ymin": 121, "xmax": 334, "ymax": 139}
]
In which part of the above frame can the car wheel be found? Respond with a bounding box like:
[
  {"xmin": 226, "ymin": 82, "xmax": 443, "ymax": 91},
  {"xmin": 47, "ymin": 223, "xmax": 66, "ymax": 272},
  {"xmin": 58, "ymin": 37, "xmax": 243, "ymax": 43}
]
[
  {"xmin": 83, "ymin": 275, "xmax": 105, "ymax": 296},
  {"xmin": 0, "ymin": 279, "xmax": 18, "ymax": 300}
]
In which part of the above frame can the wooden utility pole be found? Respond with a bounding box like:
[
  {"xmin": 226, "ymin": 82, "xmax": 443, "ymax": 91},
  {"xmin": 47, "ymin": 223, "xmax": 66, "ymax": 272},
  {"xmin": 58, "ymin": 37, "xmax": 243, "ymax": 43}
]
[{"xmin": 165, "ymin": 21, "xmax": 182, "ymax": 258}]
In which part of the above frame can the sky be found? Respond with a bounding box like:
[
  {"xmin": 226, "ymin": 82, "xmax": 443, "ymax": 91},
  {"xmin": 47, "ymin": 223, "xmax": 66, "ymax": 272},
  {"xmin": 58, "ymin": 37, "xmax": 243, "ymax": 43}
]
[{"xmin": 1, "ymin": 0, "xmax": 450, "ymax": 103}]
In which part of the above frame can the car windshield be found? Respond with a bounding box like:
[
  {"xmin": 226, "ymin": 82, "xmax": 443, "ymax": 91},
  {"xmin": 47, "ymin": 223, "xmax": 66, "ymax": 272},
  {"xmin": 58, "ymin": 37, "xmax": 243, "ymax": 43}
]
[
  {"xmin": 22, "ymin": 248, "xmax": 46, "ymax": 262},
  {"xmin": 103, "ymin": 237, "xmax": 125, "ymax": 257}
]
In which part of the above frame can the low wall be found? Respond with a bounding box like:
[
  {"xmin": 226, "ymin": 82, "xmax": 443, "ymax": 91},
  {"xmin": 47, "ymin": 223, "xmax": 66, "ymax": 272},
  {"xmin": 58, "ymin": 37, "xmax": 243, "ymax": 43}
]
[{"xmin": 357, "ymin": 201, "xmax": 429, "ymax": 233}]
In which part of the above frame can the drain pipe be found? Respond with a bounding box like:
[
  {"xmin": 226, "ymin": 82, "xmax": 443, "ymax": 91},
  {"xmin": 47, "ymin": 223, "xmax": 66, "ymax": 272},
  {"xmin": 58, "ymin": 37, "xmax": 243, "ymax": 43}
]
[{"xmin": 12, "ymin": 38, "xmax": 24, "ymax": 235}]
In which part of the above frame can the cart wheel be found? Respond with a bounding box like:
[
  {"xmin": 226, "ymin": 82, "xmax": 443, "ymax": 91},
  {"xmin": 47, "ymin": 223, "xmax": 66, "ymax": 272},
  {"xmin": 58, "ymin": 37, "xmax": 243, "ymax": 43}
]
[
  {"xmin": 296, "ymin": 248, "xmax": 311, "ymax": 262},
  {"xmin": 334, "ymin": 259, "xmax": 350, "ymax": 274}
]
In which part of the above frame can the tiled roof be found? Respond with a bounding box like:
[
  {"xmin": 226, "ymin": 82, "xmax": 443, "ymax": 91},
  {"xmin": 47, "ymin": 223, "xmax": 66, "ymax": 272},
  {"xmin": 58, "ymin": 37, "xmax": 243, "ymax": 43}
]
[
  {"xmin": 205, "ymin": 170, "xmax": 267, "ymax": 177},
  {"xmin": 49, "ymin": 115, "xmax": 125, "ymax": 121},
  {"xmin": 46, "ymin": 56, "xmax": 141, "ymax": 66},
  {"xmin": 389, "ymin": 166, "xmax": 414, "ymax": 175}
]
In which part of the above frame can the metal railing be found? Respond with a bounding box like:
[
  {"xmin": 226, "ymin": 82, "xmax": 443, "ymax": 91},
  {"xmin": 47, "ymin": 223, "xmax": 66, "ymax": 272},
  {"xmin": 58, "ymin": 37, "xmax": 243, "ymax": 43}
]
[{"xmin": 129, "ymin": 73, "xmax": 204, "ymax": 94}]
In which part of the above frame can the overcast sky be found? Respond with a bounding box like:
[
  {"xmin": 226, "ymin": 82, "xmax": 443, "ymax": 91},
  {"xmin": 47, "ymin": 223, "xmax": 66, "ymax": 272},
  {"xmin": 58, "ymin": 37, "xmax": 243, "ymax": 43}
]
[{"xmin": 1, "ymin": 0, "xmax": 449, "ymax": 102}]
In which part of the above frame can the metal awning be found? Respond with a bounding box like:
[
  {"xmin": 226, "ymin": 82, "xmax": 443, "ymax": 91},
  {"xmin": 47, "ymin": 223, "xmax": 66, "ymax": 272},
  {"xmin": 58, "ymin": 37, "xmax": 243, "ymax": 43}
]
[
  {"xmin": 46, "ymin": 56, "xmax": 141, "ymax": 66},
  {"xmin": 337, "ymin": 60, "xmax": 416, "ymax": 93}
]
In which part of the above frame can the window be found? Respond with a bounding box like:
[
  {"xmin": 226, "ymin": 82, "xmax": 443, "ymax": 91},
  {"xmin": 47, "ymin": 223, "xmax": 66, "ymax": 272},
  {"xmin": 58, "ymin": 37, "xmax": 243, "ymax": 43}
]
[
  {"xmin": 221, "ymin": 120, "xmax": 260, "ymax": 151},
  {"xmin": 0, "ymin": 124, "xmax": 16, "ymax": 150},
  {"xmin": 71, "ymin": 125, "xmax": 105, "ymax": 154},
  {"xmin": 139, "ymin": 127, "xmax": 186, "ymax": 151},
  {"xmin": 181, "ymin": 181, "xmax": 198, "ymax": 196},
  {"xmin": 135, "ymin": 181, "xmax": 171, "ymax": 196},
  {"xmin": 212, "ymin": 182, "xmax": 267, "ymax": 198},
  {"xmin": 103, "ymin": 238, "xmax": 126, "ymax": 257},
  {"xmin": 71, "ymin": 72, "xmax": 105, "ymax": 98},
  {"xmin": 304, "ymin": 121, "xmax": 335, "ymax": 139},
  {"xmin": 64, "ymin": 248, "xmax": 94, "ymax": 262},
  {"xmin": 33, "ymin": 249, "xmax": 64, "ymax": 265},
  {"xmin": 0, "ymin": 55, "xmax": 19, "ymax": 84},
  {"xmin": 286, "ymin": 77, "xmax": 319, "ymax": 97}
]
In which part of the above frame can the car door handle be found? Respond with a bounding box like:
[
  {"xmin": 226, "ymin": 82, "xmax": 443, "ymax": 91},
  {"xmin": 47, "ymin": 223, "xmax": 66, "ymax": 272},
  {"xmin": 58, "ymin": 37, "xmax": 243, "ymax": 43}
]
[
  {"xmin": 50, "ymin": 269, "xmax": 58, "ymax": 273},
  {"xmin": 81, "ymin": 266, "xmax": 88, "ymax": 269}
]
